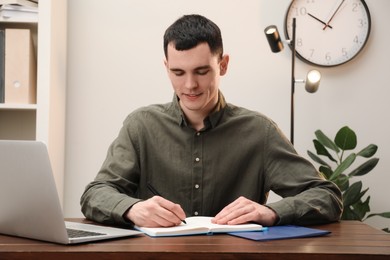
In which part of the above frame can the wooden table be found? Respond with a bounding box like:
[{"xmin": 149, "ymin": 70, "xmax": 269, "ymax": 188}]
[{"xmin": 0, "ymin": 220, "xmax": 389, "ymax": 259}]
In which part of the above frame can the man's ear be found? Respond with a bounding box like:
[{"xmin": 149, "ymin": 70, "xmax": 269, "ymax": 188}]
[
  {"xmin": 219, "ymin": 54, "xmax": 229, "ymax": 76},
  {"xmin": 164, "ymin": 59, "xmax": 171, "ymax": 75}
]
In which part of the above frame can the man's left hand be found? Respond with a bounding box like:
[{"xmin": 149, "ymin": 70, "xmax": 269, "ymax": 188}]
[{"xmin": 211, "ymin": 196, "xmax": 278, "ymax": 226}]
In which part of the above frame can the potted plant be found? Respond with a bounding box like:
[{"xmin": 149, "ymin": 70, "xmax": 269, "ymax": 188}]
[{"xmin": 307, "ymin": 126, "xmax": 390, "ymax": 232}]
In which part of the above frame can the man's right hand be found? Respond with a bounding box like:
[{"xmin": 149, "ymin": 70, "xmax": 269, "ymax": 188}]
[{"xmin": 126, "ymin": 196, "xmax": 186, "ymax": 227}]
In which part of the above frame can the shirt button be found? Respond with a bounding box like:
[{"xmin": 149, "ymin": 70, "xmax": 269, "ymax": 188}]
[
  {"xmin": 196, "ymin": 132, "xmax": 201, "ymax": 136},
  {"xmin": 195, "ymin": 184, "xmax": 200, "ymax": 189},
  {"xmin": 195, "ymin": 157, "xmax": 200, "ymax": 162},
  {"xmin": 194, "ymin": 211, "xmax": 199, "ymax": 216}
]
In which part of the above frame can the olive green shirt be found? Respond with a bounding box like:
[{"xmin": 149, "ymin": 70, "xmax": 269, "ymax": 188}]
[{"xmin": 81, "ymin": 92, "xmax": 342, "ymax": 226}]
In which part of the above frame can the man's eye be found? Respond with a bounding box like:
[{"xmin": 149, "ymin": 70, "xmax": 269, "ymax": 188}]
[
  {"xmin": 196, "ymin": 70, "xmax": 209, "ymax": 75},
  {"xmin": 172, "ymin": 71, "xmax": 184, "ymax": 76}
]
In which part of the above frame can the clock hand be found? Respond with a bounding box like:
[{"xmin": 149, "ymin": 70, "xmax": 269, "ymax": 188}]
[
  {"xmin": 323, "ymin": 0, "xmax": 345, "ymax": 30},
  {"xmin": 308, "ymin": 13, "xmax": 333, "ymax": 29}
]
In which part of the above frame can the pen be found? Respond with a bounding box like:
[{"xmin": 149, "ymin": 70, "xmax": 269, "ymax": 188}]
[{"xmin": 147, "ymin": 183, "xmax": 187, "ymax": 224}]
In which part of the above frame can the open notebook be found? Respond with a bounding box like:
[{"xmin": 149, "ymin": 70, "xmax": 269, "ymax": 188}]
[
  {"xmin": 135, "ymin": 216, "xmax": 264, "ymax": 237},
  {"xmin": 0, "ymin": 140, "xmax": 141, "ymax": 244}
]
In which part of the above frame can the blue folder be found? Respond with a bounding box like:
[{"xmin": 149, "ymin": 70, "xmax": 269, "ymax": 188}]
[{"xmin": 228, "ymin": 225, "xmax": 330, "ymax": 241}]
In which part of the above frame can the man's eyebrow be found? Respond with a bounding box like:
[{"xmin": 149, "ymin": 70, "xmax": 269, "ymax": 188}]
[
  {"xmin": 194, "ymin": 65, "xmax": 211, "ymax": 70},
  {"xmin": 169, "ymin": 68, "xmax": 184, "ymax": 72},
  {"xmin": 170, "ymin": 65, "xmax": 211, "ymax": 71}
]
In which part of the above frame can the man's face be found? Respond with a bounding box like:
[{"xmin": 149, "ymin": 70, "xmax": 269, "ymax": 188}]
[{"xmin": 164, "ymin": 42, "xmax": 229, "ymax": 117}]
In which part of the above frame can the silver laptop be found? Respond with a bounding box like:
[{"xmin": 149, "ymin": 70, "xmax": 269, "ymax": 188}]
[{"xmin": 0, "ymin": 140, "xmax": 142, "ymax": 244}]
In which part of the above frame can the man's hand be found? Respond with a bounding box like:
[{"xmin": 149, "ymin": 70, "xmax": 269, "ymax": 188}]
[
  {"xmin": 211, "ymin": 196, "xmax": 278, "ymax": 226},
  {"xmin": 126, "ymin": 196, "xmax": 186, "ymax": 227}
]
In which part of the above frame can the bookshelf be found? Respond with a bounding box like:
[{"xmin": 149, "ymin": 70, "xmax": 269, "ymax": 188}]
[{"xmin": 0, "ymin": 0, "xmax": 67, "ymax": 204}]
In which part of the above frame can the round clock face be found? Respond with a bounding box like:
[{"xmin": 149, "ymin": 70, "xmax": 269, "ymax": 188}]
[{"xmin": 284, "ymin": 0, "xmax": 371, "ymax": 67}]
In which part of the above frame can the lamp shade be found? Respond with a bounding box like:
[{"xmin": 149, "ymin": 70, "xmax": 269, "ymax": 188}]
[
  {"xmin": 264, "ymin": 25, "xmax": 284, "ymax": 53},
  {"xmin": 305, "ymin": 70, "xmax": 321, "ymax": 93}
]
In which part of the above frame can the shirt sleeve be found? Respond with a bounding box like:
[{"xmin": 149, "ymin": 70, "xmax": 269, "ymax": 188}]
[
  {"xmin": 80, "ymin": 114, "xmax": 142, "ymax": 226},
  {"xmin": 263, "ymin": 121, "xmax": 343, "ymax": 225}
]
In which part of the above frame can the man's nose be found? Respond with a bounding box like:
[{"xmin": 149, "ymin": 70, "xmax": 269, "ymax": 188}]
[{"xmin": 184, "ymin": 75, "xmax": 198, "ymax": 89}]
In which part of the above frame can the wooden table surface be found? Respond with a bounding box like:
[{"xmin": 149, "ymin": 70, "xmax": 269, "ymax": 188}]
[{"xmin": 0, "ymin": 220, "xmax": 389, "ymax": 259}]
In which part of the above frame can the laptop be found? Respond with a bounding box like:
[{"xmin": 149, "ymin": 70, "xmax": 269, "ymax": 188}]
[{"xmin": 0, "ymin": 140, "xmax": 142, "ymax": 244}]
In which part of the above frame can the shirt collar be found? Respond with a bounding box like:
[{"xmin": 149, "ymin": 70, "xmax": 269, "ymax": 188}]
[{"xmin": 171, "ymin": 91, "xmax": 227, "ymax": 130}]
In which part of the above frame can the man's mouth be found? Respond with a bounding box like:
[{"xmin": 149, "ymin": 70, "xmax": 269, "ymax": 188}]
[{"xmin": 184, "ymin": 93, "xmax": 202, "ymax": 100}]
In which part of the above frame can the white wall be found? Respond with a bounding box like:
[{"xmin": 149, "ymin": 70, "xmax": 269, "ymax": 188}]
[{"xmin": 65, "ymin": 0, "xmax": 390, "ymax": 230}]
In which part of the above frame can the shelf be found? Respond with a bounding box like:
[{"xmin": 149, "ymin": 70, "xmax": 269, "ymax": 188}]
[
  {"xmin": 0, "ymin": 17, "xmax": 38, "ymax": 23},
  {"xmin": 0, "ymin": 109, "xmax": 36, "ymax": 140},
  {"xmin": 0, "ymin": 0, "xmax": 67, "ymax": 204},
  {"xmin": 0, "ymin": 3, "xmax": 38, "ymax": 23},
  {"xmin": 0, "ymin": 103, "xmax": 37, "ymax": 110}
]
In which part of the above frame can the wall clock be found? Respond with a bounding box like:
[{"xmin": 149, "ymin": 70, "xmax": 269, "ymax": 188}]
[{"xmin": 284, "ymin": 0, "xmax": 371, "ymax": 67}]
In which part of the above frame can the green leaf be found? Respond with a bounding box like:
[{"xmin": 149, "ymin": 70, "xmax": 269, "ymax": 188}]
[
  {"xmin": 348, "ymin": 158, "xmax": 379, "ymax": 177},
  {"xmin": 357, "ymin": 144, "xmax": 378, "ymax": 158},
  {"xmin": 335, "ymin": 126, "xmax": 357, "ymax": 150},
  {"xmin": 333, "ymin": 174, "xmax": 349, "ymax": 192},
  {"xmin": 329, "ymin": 153, "xmax": 356, "ymax": 181},
  {"xmin": 315, "ymin": 130, "xmax": 340, "ymax": 153},
  {"xmin": 319, "ymin": 166, "xmax": 333, "ymax": 180},
  {"xmin": 352, "ymin": 196, "xmax": 370, "ymax": 220},
  {"xmin": 341, "ymin": 206, "xmax": 361, "ymax": 220},
  {"xmin": 307, "ymin": 150, "xmax": 331, "ymax": 167},
  {"xmin": 366, "ymin": 212, "xmax": 390, "ymax": 219},
  {"xmin": 313, "ymin": 140, "xmax": 337, "ymax": 163},
  {"xmin": 343, "ymin": 181, "xmax": 368, "ymax": 207}
]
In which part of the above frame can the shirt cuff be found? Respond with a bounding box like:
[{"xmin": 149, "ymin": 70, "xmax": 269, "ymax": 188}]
[
  {"xmin": 112, "ymin": 197, "xmax": 142, "ymax": 225},
  {"xmin": 266, "ymin": 198, "xmax": 296, "ymax": 225}
]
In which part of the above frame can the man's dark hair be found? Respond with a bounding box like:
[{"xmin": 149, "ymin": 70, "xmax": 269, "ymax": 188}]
[{"xmin": 163, "ymin": 14, "xmax": 224, "ymax": 59}]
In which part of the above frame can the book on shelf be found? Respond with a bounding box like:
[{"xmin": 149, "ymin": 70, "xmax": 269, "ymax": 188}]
[
  {"xmin": 135, "ymin": 216, "xmax": 264, "ymax": 237},
  {"xmin": 4, "ymin": 28, "xmax": 36, "ymax": 104},
  {"xmin": 0, "ymin": 30, "xmax": 4, "ymax": 103},
  {"xmin": 0, "ymin": 0, "xmax": 38, "ymax": 8},
  {"xmin": 0, "ymin": 3, "xmax": 38, "ymax": 22}
]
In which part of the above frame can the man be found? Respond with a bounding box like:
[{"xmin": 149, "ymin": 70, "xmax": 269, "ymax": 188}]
[{"xmin": 81, "ymin": 14, "xmax": 342, "ymax": 228}]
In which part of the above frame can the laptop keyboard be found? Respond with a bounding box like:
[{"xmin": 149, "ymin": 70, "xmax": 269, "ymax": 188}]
[{"xmin": 67, "ymin": 228, "xmax": 106, "ymax": 238}]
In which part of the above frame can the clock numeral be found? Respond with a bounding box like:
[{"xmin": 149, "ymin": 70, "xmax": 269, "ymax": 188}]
[
  {"xmin": 297, "ymin": 38, "xmax": 303, "ymax": 47},
  {"xmin": 291, "ymin": 7, "xmax": 307, "ymax": 16},
  {"xmin": 358, "ymin": 18, "xmax": 364, "ymax": 28},
  {"xmin": 325, "ymin": 52, "xmax": 332, "ymax": 61},
  {"xmin": 309, "ymin": 49, "xmax": 314, "ymax": 58},
  {"xmin": 353, "ymin": 35, "xmax": 359, "ymax": 44},
  {"xmin": 352, "ymin": 3, "xmax": 359, "ymax": 12},
  {"xmin": 342, "ymin": 48, "xmax": 348, "ymax": 57}
]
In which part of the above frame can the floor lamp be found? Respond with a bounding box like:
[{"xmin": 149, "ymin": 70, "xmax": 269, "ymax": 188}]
[{"xmin": 264, "ymin": 18, "xmax": 321, "ymax": 145}]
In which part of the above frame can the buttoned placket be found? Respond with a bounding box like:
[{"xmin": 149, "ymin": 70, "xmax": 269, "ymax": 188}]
[{"xmin": 191, "ymin": 131, "xmax": 203, "ymax": 216}]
